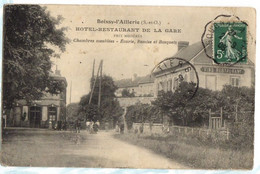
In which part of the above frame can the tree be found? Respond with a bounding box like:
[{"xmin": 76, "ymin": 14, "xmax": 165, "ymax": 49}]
[
  {"xmin": 121, "ymin": 88, "xmax": 135, "ymax": 97},
  {"xmin": 78, "ymin": 95, "xmax": 101, "ymax": 122},
  {"xmin": 122, "ymin": 89, "xmax": 131, "ymax": 97},
  {"xmin": 219, "ymin": 85, "xmax": 254, "ymax": 148},
  {"xmin": 220, "ymin": 85, "xmax": 254, "ymax": 114},
  {"xmin": 153, "ymin": 82, "xmax": 217, "ymax": 126},
  {"xmin": 3, "ymin": 5, "xmax": 69, "ymax": 109},
  {"xmin": 66, "ymin": 103, "xmax": 80, "ymax": 122},
  {"xmin": 125, "ymin": 102, "xmax": 161, "ymax": 129},
  {"xmin": 153, "ymin": 81, "xmax": 255, "ymax": 128},
  {"xmin": 90, "ymin": 75, "xmax": 118, "ymax": 100},
  {"xmin": 78, "ymin": 75, "xmax": 123, "ymax": 127}
]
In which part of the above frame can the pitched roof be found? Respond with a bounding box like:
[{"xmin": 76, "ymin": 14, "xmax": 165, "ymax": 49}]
[
  {"xmin": 174, "ymin": 41, "xmax": 204, "ymax": 62},
  {"xmin": 153, "ymin": 40, "xmax": 254, "ymax": 76},
  {"xmin": 138, "ymin": 75, "xmax": 154, "ymax": 84},
  {"xmin": 189, "ymin": 41, "xmax": 255, "ymax": 65},
  {"xmin": 115, "ymin": 78, "xmax": 138, "ymax": 88},
  {"xmin": 115, "ymin": 75, "xmax": 154, "ymax": 88},
  {"xmin": 152, "ymin": 41, "xmax": 204, "ymax": 75}
]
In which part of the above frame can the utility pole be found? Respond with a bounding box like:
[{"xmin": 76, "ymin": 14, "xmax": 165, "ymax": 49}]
[
  {"xmin": 88, "ymin": 59, "xmax": 95, "ymax": 104},
  {"xmin": 123, "ymin": 107, "xmax": 128, "ymax": 133},
  {"xmin": 3, "ymin": 109, "xmax": 7, "ymax": 129},
  {"xmin": 69, "ymin": 80, "xmax": 72, "ymax": 104},
  {"xmin": 89, "ymin": 60, "xmax": 103, "ymax": 105},
  {"xmin": 235, "ymin": 103, "xmax": 238, "ymax": 122},
  {"xmin": 92, "ymin": 59, "xmax": 95, "ymax": 80},
  {"xmin": 98, "ymin": 60, "xmax": 103, "ymax": 108}
]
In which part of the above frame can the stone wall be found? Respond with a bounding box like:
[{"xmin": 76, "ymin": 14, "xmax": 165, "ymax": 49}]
[
  {"xmin": 117, "ymin": 97, "xmax": 155, "ymax": 107},
  {"xmin": 132, "ymin": 123, "xmax": 163, "ymax": 134}
]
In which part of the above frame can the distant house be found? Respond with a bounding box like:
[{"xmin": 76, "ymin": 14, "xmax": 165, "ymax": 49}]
[
  {"xmin": 115, "ymin": 74, "xmax": 155, "ymax": 97},
  {"xmin": 8, "ymin": 69, "xmax": 67, "ymax": 128}
]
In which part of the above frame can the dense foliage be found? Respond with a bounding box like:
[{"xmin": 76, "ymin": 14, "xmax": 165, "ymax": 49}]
[
  {"xmin": 3, "ymin": 5, "xmax": 69, "ymax": 109},
  {"xmin": 66, "ymin": 103, "xmax": 80, "ymax": 122},
  {"xmin": 220, "ymin": 85, "xmax": 254, "ymax": 148},
  {"xmin": 125, "ymin": 102, "xmax": 161, "ymax": 129},
  {"xmin": 121, "ymin": 88, "xmax": 135, "ymax": 97},
  {"xmin": 125, "ymin": 82, "xmax": 254, "ymax": 148},
  {"xmin": 153, "ymin": 82, "xmax": 254, "ymax": 127},
  {"xmin": 78, "ymin": 75, "xmax": 123, "ymax": 126}
]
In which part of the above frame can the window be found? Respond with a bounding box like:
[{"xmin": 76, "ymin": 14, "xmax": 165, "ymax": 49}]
[
  {"xmin": 159, "ymin": 81, "xmax": 164, "ymax": 91},
  {"xmin": 173, "ymin": 77, "xmax": 178, "ymax": 90},
  {"xmin": 163, "ymin": 80, "xmax": 167, "ymax": 92},
  {"xmin": 206, "ymin": 75, "xmax": 216, "ymax": 91},
  {"xmin": 168, "ymin": 79, "xmax": 172, "ymax": 92},
  {"xmin": 230, "ymin": 77, "xmax": 240, "ymax": 87},
  {"xmin": 184, "ymin": 74, "xmax": 188, "ymax": 81}
]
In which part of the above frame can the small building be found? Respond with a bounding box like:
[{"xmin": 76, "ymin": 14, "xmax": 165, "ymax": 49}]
[
  {"xmin": 153, "ymin": 41, "xmax": 255, "ymax": 96},
  {"xmin": 115, "ymin": 74, "xmax": 154, "ymax": 97},
  {"xmin": 138, "ymin": 76, "xmax": 154, "ymax": 97},
  {"xmin": 8, "ymin": 70, "xmax": 67, "ymax": 128}
]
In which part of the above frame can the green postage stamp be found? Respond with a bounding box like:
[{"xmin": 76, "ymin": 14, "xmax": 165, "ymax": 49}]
[{"xmin": 214, "ymin": 22, "xmax": 247, "ymax": 63}]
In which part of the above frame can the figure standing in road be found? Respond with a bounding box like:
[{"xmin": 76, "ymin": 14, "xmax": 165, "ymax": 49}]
[
  {"xmin": 93, "ymin": 122, "xmax": 99, "ymax": 133},
  {"xmin": 90, "ymin": 121, "xmax": 94, "ymax": 134},
  {"xmin": 75, "ymin": 119, "xmax": 81, "ymax": 133},
  {"xmin": 86, "ymin": 120, "xmax": 90, "ymax": 132}
]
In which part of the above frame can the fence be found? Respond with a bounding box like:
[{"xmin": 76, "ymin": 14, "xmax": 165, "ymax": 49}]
[
  {"xmin": 132, "ymin": 123, "xmax": 162, "ymax": 134},
  {"xmin": 132, "ymin": 123, "xmax": 230, "ymax": 141},
  {"xmin": 209, "ymin": 108, "xmax": 224, "ymax": 129},
  {"xmin": 170, "ymin": 125, "xmax": 229, "ymax": 141}
]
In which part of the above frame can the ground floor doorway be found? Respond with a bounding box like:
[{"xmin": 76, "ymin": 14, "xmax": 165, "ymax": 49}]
[
  {"xmin": 29, "ymin": 106, "xmax": 42, "ymax": 128},
  {"xmin": 48, "ymin": 107, "xmax": 57, "ymax": 129}
]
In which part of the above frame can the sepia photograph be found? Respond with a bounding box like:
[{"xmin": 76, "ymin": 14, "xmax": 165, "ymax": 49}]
[{"xmin": 0, "ymin": 5, "xmax": 256, "ymax": 170}]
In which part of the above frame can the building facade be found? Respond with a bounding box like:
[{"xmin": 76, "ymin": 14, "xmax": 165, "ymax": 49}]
[
  {"xmin": 115, "ymin": 41, "xmax": 254, "ymax": 108},
  {"xmin": 8, "ymin": 70, "xmax": 67, "ymax": 128},
  {"xmin": 115, "ymin": 74, "xmax": 154, "ymax": 97},
  {"xmin": 153, "ymin": 41, "xmax": 255, "ymax": 96}
]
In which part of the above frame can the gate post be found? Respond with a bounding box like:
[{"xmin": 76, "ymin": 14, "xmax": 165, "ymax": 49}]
[
  {"xmin": 209, "ymin": 109, "xmax": 211, "ymax": 129},
  {"xmin": 220, "ymin": 107, "xmax": 223, "ymax": 127}
]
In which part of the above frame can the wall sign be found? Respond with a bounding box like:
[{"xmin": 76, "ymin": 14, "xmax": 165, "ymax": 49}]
[{"xmin": 200, "ymin": 67, "xmax": 245, "ymax": 74}]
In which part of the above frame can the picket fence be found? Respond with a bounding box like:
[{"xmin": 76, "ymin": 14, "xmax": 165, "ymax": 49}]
[{"xmin": 132, "ymin": 123, "xmax": 230, "ymax": 140}]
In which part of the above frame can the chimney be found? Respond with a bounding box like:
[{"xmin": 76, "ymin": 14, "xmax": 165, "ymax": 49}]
[
  {"xmin": 177, "ymin": 41, "xmax": 189, "ymax": 51},
  {"xmin": 132, "ymin": 73, "xmax": 137, "ymax": 81},
  {"xmin": 55, "ymin": 69, "xmax": 61, "ymax": 76},
  {"xmin": 55, "ymin": 65, "xmax": 61, "ymax": 76}
]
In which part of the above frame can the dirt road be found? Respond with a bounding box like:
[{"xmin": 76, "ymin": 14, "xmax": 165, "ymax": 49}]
[{"xmin": 1, "ymin": 128, "xmax": 186, "ymax": 169}]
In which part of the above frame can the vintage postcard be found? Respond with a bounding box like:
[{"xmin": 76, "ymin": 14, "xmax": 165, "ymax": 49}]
[{"xmin": 0, "ymin": 5, "xmax": 256, "ymax": 169}]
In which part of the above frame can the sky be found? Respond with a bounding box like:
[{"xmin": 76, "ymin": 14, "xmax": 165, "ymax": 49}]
[{"xmin": 44, "ymin": 5, "xmax": 256, "ymax": 103}]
